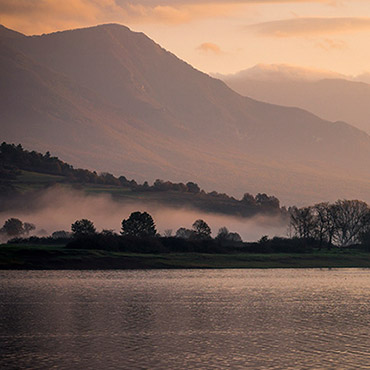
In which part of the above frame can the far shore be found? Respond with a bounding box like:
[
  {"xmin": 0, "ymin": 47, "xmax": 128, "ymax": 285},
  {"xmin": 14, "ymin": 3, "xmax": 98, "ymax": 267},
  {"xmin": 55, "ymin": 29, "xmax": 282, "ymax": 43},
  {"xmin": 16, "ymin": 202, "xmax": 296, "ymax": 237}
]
[{"xmin": 1, "ymin": 244, "xmax": 369, "ymax": 270}]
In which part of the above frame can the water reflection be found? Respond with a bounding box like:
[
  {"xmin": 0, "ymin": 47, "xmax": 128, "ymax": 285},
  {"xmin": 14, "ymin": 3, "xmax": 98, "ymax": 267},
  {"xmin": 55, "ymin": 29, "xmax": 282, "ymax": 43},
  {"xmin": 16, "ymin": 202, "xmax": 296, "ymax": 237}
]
[{"xmin": 0, "ymin": 269, "xmax": 369, "ymax": 369}]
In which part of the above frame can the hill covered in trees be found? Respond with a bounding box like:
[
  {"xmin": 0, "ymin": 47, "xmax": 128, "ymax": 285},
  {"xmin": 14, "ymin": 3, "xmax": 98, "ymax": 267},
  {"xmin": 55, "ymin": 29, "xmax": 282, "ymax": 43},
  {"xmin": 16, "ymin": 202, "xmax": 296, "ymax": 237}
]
[{"xmin": 0, "ymin": 142, "xmax": 285, "ymax": 218}]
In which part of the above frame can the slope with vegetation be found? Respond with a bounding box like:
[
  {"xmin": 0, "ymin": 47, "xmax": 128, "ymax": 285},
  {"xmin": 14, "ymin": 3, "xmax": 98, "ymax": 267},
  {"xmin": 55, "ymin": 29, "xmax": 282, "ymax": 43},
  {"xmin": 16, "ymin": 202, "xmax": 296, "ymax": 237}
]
[{"xmin": 0, "ymin": 142, "xmax": 284, "ymax": 218}]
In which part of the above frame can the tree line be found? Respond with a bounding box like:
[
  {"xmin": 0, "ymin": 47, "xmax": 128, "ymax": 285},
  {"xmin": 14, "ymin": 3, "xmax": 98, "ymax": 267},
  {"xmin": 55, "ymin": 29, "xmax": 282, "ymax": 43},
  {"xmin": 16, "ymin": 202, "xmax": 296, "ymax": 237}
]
[
  {"xmin": 3, "ymin": 201, "xmax": 370, "ymax": 254},
  {"xmin": 289, "ymin": 200, "xmax": 370, "ymax": 248},
  {"xmin": 0, "ymin": 142, "xmax": 284, "ymax": 217}
]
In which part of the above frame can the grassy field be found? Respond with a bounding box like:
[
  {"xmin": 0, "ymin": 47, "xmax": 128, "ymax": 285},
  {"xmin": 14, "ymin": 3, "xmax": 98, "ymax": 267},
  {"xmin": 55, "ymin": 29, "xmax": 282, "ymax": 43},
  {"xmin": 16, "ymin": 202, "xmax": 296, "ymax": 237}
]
[{"xmin": 1, "ymin": 243, "xmax": 369, "ymax": 270}]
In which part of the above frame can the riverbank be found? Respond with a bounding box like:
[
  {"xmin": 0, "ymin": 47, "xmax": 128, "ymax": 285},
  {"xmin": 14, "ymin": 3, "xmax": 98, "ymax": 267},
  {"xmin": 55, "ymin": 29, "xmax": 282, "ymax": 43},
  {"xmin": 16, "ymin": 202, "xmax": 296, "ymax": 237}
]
[{"xmin": 1, "ymin": 244, "xmax": 369, "ymax": 269}]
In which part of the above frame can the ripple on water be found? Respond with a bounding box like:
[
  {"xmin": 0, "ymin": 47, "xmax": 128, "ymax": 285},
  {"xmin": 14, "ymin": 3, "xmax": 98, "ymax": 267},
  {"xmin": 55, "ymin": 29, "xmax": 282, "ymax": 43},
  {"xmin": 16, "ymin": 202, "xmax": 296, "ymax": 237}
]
[{"xmin": 0, "ymin": 269, "xmax": 369, "ymax": 369}]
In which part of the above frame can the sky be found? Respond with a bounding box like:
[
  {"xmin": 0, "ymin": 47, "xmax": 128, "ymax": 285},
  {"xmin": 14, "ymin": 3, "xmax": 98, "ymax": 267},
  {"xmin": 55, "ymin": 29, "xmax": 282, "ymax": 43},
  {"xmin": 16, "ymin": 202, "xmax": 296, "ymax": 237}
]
[{"xmin": 1, "ymin": 0, "xmax": 370, "ymax": 76}]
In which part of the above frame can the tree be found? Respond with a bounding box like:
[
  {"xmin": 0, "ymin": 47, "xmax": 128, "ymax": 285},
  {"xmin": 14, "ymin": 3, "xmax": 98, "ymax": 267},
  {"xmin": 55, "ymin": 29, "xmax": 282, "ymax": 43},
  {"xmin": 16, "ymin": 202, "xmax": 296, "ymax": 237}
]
[
  {"xmin": 101, "ymin": 229, "xmax": 116, "ymax": 236},
  {"xmin": 52, "ymin": 230, "xmax": 71, "ymax": 239},
  {"xmin": 332, "ymin": 200, "xmax": 370, "ymax": 246},
  {"xmin": 175, "ymin": 227, "xmax": 196, "ymax": 239},
  {"xmin": 216, "ymin": 227, "xmax": 229, "ymax": 241},
  {"xmin": 121, "ymin": 211, "xmax": 156, "ymax": 237},
  {"xmin": 289, "ymin": 206, "xmax": 316, "ymax": 239},
  {"xmin": 227, "ymin": 232, "xmax": 242, "ymax": 242},
  {"xmin": 360, "ymin": 228, "xmax": 370, "ymax": 249},
  {"xmin": 192, "ymin": 219, "xmax": 211, "ymax": 239},
  {"xmin": 311, "ymin": 203, "xmax": 335, "ymax": 248},
  {"xmin": 1, "ymin": 218, "xmax": 24, "ymax": 237},
  {"xmin": 23, "ymin": 223, "xmax": 35, "ymax": 235},
  {"xmin": 216, "ymin": 227, "xmax": 242, "ymax": 242},
  {"xmin": 186, "ymin": 182, "xmax": 200, "ymax": 194},
  {"xmin": 71, "ymin": 219, "xmax": 96, "ymax": 237},
  {"xmin": 256, "ymin": 193, "xmax": 280, "ymax": 210}
]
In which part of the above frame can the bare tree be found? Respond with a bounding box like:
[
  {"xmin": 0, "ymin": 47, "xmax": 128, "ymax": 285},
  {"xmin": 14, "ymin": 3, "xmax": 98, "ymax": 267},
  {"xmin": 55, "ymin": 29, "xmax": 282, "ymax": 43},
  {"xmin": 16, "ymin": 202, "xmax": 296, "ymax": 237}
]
[
  {"xmin": 332, "ymin": 200, "xmax": 370, "ymax": 246},
  {"xmin": 289, "ymin": 206, "xmax": 316, "ymax": 239},
  {"xmin": 312, "ymin": 203, "xmax": 336, "ymax": 249}
]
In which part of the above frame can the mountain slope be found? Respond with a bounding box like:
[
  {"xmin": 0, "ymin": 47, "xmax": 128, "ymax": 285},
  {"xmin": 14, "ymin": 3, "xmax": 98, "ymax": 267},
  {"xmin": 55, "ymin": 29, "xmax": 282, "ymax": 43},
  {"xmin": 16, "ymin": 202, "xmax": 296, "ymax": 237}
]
[
  {"xmin": 1, "ymin": 24, "xmax": 370, "ymax": 205},
  {"xmin": 221, "ymin": 65, "xmax": 370, "ymax": 134}
]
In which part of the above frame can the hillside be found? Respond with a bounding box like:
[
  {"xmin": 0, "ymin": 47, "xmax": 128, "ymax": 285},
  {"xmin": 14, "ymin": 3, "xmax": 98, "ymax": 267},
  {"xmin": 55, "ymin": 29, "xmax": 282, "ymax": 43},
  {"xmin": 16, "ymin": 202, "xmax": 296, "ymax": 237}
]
[
  {"xmin": 220, "ymin": 65, "xmax": 370, "ymax": 134},
  {"xmin": 0, "ymin": 142, "xmax": 284, "ymax": 219},
  {"xmin": 1, "ymin": 24, "xmax": 370, "ymax": 204}
]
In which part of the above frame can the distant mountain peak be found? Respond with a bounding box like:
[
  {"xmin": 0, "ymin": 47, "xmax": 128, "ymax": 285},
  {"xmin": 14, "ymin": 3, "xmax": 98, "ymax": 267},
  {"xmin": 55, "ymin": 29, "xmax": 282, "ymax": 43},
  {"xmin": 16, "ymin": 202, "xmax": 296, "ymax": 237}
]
[{"xmin": 220, "ymin": 64, "xmax": 346, "ymax": 82}]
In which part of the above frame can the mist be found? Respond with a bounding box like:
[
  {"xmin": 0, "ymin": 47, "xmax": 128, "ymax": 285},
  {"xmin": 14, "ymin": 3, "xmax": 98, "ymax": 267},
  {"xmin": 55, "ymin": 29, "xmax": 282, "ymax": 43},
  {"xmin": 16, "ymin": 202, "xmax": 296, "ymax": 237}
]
[{"xmin": 0, "ymin": 187, "xmax": 288, "ymax": 242}]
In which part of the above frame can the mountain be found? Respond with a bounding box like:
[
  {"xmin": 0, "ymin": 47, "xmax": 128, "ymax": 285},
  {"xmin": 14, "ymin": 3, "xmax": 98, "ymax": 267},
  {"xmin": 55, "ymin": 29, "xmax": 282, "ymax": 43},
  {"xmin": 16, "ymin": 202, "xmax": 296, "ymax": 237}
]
[
  {"xmin": 214, "ymin": 64, "xmax": 347, "ymax": 82},
  {"xmin": 1, "ymin": 24, "xmax": 370, "ymax": 205},
  {"xmin": 220, "ymin": 64, "xmax": 370, "ymax": 134}
]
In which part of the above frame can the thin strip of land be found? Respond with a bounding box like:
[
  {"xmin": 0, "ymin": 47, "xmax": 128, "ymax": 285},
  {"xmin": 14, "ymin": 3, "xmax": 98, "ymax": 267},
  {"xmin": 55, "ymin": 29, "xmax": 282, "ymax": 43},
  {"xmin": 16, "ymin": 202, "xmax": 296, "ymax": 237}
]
[{"xmin": 0, "ymin": 244, "xmax": 369, "ymax": 270}]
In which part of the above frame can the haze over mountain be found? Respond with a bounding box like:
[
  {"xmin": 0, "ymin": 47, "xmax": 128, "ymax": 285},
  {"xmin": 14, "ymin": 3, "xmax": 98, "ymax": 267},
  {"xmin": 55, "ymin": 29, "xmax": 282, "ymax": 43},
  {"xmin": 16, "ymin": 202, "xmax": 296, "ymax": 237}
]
[
  {"xmin": 1, "ymin": 24, "xmax": 370, "ymax": 205},
  {"xmin": 220, "ymin": 64, "xmax": 370, "ymax": 134}
]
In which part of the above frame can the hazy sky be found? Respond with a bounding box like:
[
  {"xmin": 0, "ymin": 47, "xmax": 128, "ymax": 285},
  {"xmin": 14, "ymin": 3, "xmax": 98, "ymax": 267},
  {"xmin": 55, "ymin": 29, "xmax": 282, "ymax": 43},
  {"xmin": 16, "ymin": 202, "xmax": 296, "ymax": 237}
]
[{"xmin": 1, "ymin": 0, "xmax": 370, "ymax": 75}]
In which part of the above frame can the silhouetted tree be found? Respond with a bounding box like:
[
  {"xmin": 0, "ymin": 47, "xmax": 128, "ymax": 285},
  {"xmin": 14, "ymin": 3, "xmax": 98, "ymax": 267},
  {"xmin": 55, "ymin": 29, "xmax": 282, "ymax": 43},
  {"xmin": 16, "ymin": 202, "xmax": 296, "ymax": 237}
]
[
  {"xmin": 121, "ymin": 211, "xmax": 156, "ymax": 237},
  {"xmin": 52, "ymin": 230, "xmax": 71, "ymax": 239},
  {"xmin": 175, "ymin": 227, "xmax": 196, "ymax": 239},
  {"xmin": 71, "ymin": 219, "xmax": 96, "ymax": 237},
  {"xmin": 101, "ymin": 229, "xmax": 116, "ymax": 236},
  {"xmin": 23, "ymin": 222, "xmax": 35, "ymax": 235},
  {"xmin": 227, "ymin": 232, "xmax": 242, "ymax": 242},
  {"xmin": 186, "ymin": 182, "xmax": 200, "ymax": 194},
  {"xmin": 312, "ymin": 202, "xmax": 335, "ymax": 248},
  {"xmin": 192, "ymin": 219, "xmax": 211, "ymax": 239},
  {"xmin": 1, "ymin": 218, "xmax": 24, "ymax": 237},
  {"xmin": 242, "ymin": 193, "xmax": 256, "ymax": 205},
  {"xmin": 290, "ymin": 206, "xmax": 315, "ymax": 239},
  {"xmin": 216, "ymin": 227, "xmax": 242, "ymax": 242},
  {"xmin": 216, "ymin": 227, "xmax": 229, "ymax": 241},
  {"xmin": 332, "ymin": 200, "xmax": 370, "ymax": 246}
]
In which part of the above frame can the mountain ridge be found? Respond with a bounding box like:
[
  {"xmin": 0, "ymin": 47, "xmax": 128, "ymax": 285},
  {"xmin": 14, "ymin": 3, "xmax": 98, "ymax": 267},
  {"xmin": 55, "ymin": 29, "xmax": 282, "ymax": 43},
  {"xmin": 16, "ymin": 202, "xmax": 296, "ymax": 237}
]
[
  {"xmin": 1, "ymin": 23, "xmax": 370, "ymax": 205},
  {"xmin": 220, "ymin": 64, "xmax": 370, "ymax": 134}
]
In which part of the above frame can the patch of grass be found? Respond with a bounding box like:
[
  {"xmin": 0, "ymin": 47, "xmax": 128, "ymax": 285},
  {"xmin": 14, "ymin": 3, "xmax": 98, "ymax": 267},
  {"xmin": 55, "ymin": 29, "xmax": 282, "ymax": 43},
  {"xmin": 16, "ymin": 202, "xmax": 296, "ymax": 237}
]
[
  {"xmin": 0, "ymin": 243, "xmax": 369, "ymax": 270},
  {"xmin": 17, "ymin": 170, "xmax": 66, "ymax": 183}
]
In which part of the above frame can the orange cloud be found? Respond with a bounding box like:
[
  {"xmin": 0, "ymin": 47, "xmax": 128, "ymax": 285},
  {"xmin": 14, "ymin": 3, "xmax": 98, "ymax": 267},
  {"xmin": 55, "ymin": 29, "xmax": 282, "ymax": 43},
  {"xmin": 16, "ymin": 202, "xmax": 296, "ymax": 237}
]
[
  {"xmin": 0, "ymin": 1, "xmax": 246, "ymax": 33},
  {"xmin": 0, "ymin": 0, "xmax": 124, "ymax": 34},
  {"xmin": 197, "ymin": 42, "xmax": 223, "ymax": 54},
  {"xmin": 248, "ymin": 17, "xmax": 370, "ymax": 37},
  {"xmin": 0, "ymin": 1, "xmax": 344, "ymax": 34}
]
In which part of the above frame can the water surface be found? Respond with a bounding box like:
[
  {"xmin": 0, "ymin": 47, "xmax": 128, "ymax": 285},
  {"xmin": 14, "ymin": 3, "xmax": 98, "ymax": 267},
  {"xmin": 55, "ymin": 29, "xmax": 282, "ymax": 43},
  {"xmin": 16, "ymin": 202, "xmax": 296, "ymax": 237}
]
[{"xmin": 0, "ymin": 269, "xmax": 369, "ymax": 369}]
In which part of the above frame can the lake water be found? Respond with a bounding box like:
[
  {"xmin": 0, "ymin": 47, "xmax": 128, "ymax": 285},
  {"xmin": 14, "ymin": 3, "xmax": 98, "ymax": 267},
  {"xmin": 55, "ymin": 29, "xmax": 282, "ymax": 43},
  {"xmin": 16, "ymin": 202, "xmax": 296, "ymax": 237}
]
[{"xmin": 0, "ymin": 269, "xmax": 369, "ymax": 369}]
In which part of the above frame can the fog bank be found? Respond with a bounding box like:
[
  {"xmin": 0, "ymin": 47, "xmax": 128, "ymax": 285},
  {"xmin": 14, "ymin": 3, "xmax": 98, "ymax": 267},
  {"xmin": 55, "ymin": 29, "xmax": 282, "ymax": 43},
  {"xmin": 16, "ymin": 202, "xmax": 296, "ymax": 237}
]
[{"xmin": 0, "ymin": 188, "xmax": 288, "ymax": 242}]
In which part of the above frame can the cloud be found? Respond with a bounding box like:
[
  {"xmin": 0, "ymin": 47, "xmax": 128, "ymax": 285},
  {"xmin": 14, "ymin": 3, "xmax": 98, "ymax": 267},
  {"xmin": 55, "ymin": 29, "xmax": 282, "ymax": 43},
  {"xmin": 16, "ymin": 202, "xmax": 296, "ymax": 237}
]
[
  {"xmin": 0, "ymin": 1, "xmax": 243, "ymax": 33},
  {"xmin": 248, "ymin": 17, "xmax": 370, "ymax": 37},
  {"xmin": 223, "ymin": 63, "xmax": 347, "ymax": 81},
  {"xmin": 0, "ymin": 0, "xmax": 345, "ymax": 34},
  {"xmin": 197, "ymin": 42, "xmax": 223, "ymax": 54},
  {"xmin": 315, "ymin": 38, "xmax": 347, "ymax": 50},
  {"xmin": 0, "ymin": 0, "xmax": 123, "ymax": 34}
]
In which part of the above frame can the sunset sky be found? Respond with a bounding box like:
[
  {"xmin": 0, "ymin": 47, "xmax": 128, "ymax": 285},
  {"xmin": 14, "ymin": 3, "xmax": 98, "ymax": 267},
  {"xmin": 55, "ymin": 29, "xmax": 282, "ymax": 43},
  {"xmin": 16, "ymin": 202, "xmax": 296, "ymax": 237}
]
[{"xmin": 1, "ymin": 0, "xmax": 370, "ymax": 76}]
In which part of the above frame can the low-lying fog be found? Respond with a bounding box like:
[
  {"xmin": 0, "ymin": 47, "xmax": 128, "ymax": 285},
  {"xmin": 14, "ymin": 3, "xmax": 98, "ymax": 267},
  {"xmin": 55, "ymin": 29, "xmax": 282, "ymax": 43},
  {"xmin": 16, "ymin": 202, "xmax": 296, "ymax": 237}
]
[{"xmin": 0, "ymin": 188, "xmax": 288, "ymax": 242}]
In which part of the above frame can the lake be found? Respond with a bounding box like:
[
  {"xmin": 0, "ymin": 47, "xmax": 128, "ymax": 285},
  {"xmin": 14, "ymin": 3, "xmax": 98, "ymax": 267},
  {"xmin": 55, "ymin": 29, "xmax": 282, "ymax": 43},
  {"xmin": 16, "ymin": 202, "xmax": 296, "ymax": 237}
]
[{"xmin": 0, "ymin": 269, "xmax": 369, "ymax": 369}]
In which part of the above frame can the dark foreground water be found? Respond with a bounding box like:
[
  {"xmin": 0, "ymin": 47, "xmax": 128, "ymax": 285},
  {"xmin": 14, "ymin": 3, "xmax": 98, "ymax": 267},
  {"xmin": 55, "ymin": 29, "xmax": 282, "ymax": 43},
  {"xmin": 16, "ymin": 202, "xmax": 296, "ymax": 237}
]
[{"xmin": 0, "ymin": 269, "xmax": 369, "ymax": 369}]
